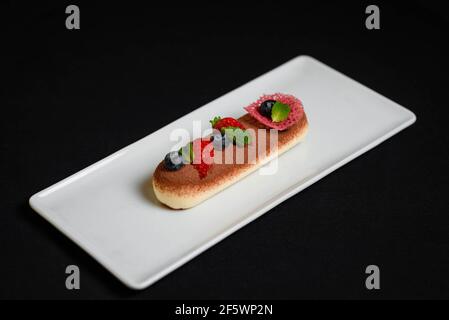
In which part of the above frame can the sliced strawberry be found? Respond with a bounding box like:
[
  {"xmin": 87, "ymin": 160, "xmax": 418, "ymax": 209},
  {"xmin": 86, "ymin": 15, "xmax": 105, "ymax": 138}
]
[
  {"xmin": 191, "ymin": 138, "xmax": 214, "ymax": 179},
  {"xmin": 194, "ymin": 162, "xmax": 210, "ymax": 179},
  {"xmin": 210, "ymin": 116, "xmax": 252, "ymax": 146},
  {"xmin": 210, "ymin": 116, "xmax": 245, "ymax": 132}
]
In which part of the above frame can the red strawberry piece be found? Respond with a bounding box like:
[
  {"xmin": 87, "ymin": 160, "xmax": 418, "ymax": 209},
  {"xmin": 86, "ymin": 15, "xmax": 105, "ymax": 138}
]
[
  {"xmin": 194, "ymin": 162, "xmax": 210, "ymax": 179},
  {"xmin": 210, "ymin": 116, "xmax": 245, "ymax": 132},
  {"xmin": 191, "ymin": 138, "xmax": 214, "ymax": 178}
]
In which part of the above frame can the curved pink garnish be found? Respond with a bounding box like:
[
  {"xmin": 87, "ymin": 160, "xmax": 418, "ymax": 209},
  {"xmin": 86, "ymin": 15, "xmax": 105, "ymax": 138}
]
[{"xmin": 244, "ymin": 93, "xmax": 304, "ymax": 130}]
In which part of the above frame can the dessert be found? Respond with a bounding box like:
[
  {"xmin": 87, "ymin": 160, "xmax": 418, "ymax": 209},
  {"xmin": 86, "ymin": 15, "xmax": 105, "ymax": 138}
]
[{"xmin": 152, "ymin": 93, "xmax": 309, "ymax": 209}]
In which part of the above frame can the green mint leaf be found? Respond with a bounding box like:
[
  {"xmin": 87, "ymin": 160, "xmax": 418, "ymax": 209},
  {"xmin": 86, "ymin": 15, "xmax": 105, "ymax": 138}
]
[
  {"xmin": 178, "ymin": 142, "xmax": 194, "ymax": 163},
  {"xmin": 221, "ymin": 126, "xmax": 238, "ymax": 134},
  {"xmin": 223, "ymin": 127, "xmax": 252, "ymax": 146},
  {"xmin": 271, "ymin": 102, "xmax": 290, "ymax": 122}
]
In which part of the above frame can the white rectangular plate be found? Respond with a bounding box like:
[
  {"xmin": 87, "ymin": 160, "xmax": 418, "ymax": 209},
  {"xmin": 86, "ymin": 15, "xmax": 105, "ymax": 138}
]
[{"xmin": 30, "ymin": 56, "xmax": 416, "ymax": 289}]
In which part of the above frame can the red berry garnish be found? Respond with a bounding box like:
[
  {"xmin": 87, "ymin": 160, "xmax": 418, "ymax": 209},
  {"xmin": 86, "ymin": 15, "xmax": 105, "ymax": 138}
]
[
  {"xmin": 210, "ymin": 116, "xmax": 245, "ymax": 132},
  {"xmin": 191, "ymin": 138, "xmax": 214, "ymax": 179},
  {"xmin": 194, "ymin": 163, "xmax": 210, "ymax": 179}
]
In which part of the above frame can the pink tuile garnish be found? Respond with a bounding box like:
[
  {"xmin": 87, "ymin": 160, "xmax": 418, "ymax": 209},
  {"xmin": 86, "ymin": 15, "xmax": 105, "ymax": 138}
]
[{"xmin": 244, "ymin": 93, "xmax": 304, "ymax": 130}]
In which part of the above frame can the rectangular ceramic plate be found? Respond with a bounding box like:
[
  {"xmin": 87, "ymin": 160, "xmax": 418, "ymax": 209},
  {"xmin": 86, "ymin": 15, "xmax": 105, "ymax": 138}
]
[{"xmin": 29, "ymin": 56, "xmax": 416, "ymax": 289}]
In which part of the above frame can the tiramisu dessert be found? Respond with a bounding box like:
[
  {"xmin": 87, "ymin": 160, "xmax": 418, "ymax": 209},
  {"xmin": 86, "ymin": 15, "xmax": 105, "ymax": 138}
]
[{"xmin": 152, "ymin": 93, "xmax": 309, "ymax": 209}]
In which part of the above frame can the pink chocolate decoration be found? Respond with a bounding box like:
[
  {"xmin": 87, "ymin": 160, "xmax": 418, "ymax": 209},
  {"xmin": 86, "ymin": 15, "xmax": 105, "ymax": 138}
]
[{"xmin": 244, "ymin": 93, "xmax": 304, "ymax": 130}]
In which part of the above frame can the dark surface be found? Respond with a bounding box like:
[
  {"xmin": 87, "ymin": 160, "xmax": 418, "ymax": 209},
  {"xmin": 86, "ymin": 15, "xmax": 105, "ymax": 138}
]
[{"xmin": 2, "ymin": 1, "xmax": 449, "ymax": 299}]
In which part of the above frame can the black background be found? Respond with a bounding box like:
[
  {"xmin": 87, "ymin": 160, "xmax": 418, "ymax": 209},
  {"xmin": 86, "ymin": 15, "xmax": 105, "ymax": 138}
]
[{"xmin": 2, "ymin": 0, "xmax": 449, "ymax": 299}]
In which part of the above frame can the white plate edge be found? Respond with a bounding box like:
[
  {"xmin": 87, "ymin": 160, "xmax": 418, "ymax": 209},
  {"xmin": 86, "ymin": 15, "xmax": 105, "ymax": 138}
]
[{"xmin": 28, "ymin": 54, "xmax": 417, "ymax": 290}]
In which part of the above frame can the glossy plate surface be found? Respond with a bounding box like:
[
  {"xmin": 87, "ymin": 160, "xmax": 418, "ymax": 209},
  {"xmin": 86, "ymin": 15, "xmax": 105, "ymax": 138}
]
[{"xmin": 30, "ymin": 56, "xmax": 416, "ymax": 289}]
